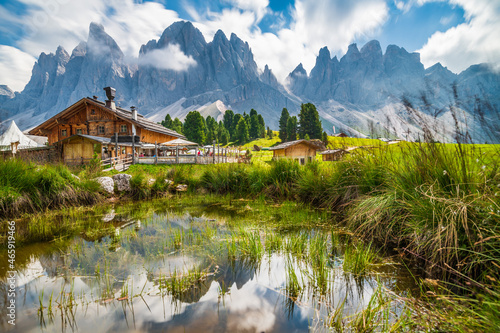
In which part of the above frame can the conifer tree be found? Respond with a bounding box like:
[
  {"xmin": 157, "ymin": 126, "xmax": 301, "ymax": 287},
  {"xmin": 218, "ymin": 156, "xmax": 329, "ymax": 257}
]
[
  {"xmin": 257, "ymin": 114, "xmax": 266, "ymax": 138},
  {"xmin": 322, "ymin": 131, "xmax": 329, "ymax": 146},
  {"xmin": 236, "ymin": 117, "xmax": 249, "ymax": 144},
  {"xmin": 298, "ymin": 103, "xmax": 323, "ymax": 139},
  {"xmin": 161, "ymin": 114, "xmax": 173, "ymax": 129},
  {"xmin": 183, "ymin": 111, "xmax": 206, "ymax": 145},
  {"xmin": 279, "ymin": 108, "xmax": 290, "ymax": 142},
  {"xmin": 171, "ymin": 118, "xmax": 183, "ymax": 134},
  {"xmin": 249, "ymin": 114, "xmax": 260, "ymax": 139},
  {"xmin": 286, "ymin": 116, "xmax": 297, "ymax": 141},
  {"xmin": 267, "ymin": 126, "xmax": 273, "ymax": 139},
  {"xmin": 223, "ymin": 110, "xmax": 234, "ymax": 137}
]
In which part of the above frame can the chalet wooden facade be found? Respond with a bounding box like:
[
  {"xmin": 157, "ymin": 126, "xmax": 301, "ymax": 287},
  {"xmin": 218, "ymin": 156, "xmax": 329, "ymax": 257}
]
[
  {"xmin": 320, "ymin": 149, "xmax": 348, "ymax": 161},
  {"xmin": 269, "ymin": 139, "xmax": 325, "ymax": 165},
  {"xmin": 28, "ymin": 87, "xmax": 184, "ymax": 163}
]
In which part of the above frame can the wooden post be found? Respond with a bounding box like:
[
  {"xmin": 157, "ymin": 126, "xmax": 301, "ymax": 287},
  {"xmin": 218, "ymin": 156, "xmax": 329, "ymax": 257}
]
[
  {"xmin": 212, "ymin": 142, "xmax": 215, "ymax": 164},
  {"xmin": 217, "ymin": 144, "xmax": 220, "ymax": 164},
  {"xmin": 114, "ymin": 133, "xmax": 118, "ymax": 160},
  {"xmin": 176, "ymin": 145, "xmax": 179, "ymax": 164},
  {"xmin": 132, "ymin": 136, "xmax": 135, "ymax": 165},
  {"xmin": 155, "ymin": 141, "xmax": 158, "ymax": 165},
  {"xmin": 195, "ymin": 147, "xmax": 198, "ymax": 164}
]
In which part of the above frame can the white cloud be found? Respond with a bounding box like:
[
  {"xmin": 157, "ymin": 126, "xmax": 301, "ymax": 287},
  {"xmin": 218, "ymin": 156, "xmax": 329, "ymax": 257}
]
[
  {"xmin": 225, "ymin": 0, "xmax": 269, "ymax": 22},
  {"xmin": 6, "ymin": 0, "xmax": 496, "ymax": 92},
  {"xmin": 0, "ymin": 45, "xmax": 36, "ymax": 91},
  {"xmin": 190, "ymin": 0, "xmax": 389, "ymax": 83},
  {"xmin": 439, "ymin": 14, "xmax": 454, "ymax": 26},
  {"xmin": 14, "ymin": 0, "xmax": 181, "ymax": 58},
  {"xmin": 292, "ymin": 0, "xmax": 388, "ymax": 56},
  {"xmin": 138, "ymin": 43, "xmax": 197, "ymax": 71},
  {"xmin": 0, "ymin": 0, "xmax": 182, "ymax": 90},
  {"xmin": 418, "ymin": 0, "xmax": 500, "ymax": 73}
]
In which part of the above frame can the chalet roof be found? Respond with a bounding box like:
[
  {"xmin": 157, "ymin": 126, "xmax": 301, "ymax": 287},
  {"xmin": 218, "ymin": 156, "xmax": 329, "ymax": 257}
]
[
  {"xmin": 319, "ymin": 149, "xmax": 347, "ymax": 155},
  {"xmin": 56, "ymin": 134, "xmax": 143, "ymax": 147},
  {"xmin": 269, "ymin": 139, "xmax": 326, "ymax": 151},
  {"xmin": 87, "ymin": 98, "xmax": 185, "ymax": 139},
  {"xmin": 28, "ymin": 97, "xmax": 185, "ymax": 139}
]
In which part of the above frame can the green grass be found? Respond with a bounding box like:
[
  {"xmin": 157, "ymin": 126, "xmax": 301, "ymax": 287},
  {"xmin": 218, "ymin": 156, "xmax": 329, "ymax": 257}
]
[
  {"xmin": 4, "ymin": 139, "xmax": 499, "ymax": 331},
  {"xmin": 0, "ymin": 159, "xmax": 101, "ymax": 219}
]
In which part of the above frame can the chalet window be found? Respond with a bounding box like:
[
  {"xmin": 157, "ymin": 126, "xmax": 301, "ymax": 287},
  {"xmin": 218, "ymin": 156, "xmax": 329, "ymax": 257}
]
[
  {"xmin": 61, "ymin": 129, "xmax": 67, "ymax": 137},
  {"xmin": 91, "ymin": 109, "xmax": 96, "ymax": 115},
  {"xmin": 300, "ymin": 158, "xmax": 305, "ymax": 165},
  {"xmin": 76, "ymin": 128, "xmax": 83, "ymax": 135},
  {"xmin": 120, "ymin": 125, "xmax": 127, "ymax": 133},
  {"xmin": 98, "ymin": 125, "xmax": 105, "ymax": 134}
]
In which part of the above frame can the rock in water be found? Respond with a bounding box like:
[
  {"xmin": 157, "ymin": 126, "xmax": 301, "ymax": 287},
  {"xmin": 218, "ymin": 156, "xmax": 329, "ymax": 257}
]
[
  {"xmin": 176, "ymin": 184, "xmax": 188, "ymax": 192},
  {"xmin": 112, "ymin": 174, "xmax": 132, "ymax": 192},
  {"xmin": 96, "ymin": 177, "xmax": 114, "ymax": 194}
]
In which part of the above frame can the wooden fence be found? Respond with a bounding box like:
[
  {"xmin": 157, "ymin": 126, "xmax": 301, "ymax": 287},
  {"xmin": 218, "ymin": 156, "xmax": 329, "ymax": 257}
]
[
  {"xmin": 137, "ymin": 155, "xmax": 242, "ymax": 165},
  {"xmin": 0, "ymin": 146, "xmax": 60, "ymax": 164}
]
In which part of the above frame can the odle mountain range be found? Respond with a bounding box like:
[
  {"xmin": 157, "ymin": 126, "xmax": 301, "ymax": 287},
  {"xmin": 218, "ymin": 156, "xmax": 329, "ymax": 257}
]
[{"xmin": 1, "ymin": 21, "xmax": 499, "ymax": 142}]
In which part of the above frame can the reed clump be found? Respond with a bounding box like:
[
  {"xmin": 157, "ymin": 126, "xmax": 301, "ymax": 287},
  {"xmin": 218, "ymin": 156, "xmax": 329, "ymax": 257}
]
[{"xmin": 0, "ymin": 159, "xmax": 101, "ymax": 219}]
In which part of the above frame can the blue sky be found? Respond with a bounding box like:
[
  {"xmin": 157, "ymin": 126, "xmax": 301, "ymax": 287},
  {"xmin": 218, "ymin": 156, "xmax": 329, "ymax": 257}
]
[{"xmin": 0, "ymin": 0, "xmax": 499, "ymax": 91}]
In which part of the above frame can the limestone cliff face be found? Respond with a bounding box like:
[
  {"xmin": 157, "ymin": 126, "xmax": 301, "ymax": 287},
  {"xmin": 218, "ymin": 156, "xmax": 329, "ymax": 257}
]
[
  {"xmin": 2, "ymin": 21, "xmax": 499, "ymax": 142},
  {"xmin": 5, "ymin": 21, "xmax": 296, "ymax": 129},
  {"xmin": 286, "ymin": 40, "xmax": 500, "ymax": 142}
]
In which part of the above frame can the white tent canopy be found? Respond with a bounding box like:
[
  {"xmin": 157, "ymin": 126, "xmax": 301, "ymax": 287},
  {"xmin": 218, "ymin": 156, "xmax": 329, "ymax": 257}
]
[
  {"xmin": 0, "ymin": 120, "xmax": 39, "ymax": 151},
  {"xmin": 161, "ymin": 138, "xmax": 199, "ymax": 146}
]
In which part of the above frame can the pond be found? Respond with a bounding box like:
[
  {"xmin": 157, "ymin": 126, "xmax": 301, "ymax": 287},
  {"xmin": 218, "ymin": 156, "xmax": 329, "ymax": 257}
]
[{"xmin": 1, "ymin": 196, "xmax": 420, "ymax": 332}]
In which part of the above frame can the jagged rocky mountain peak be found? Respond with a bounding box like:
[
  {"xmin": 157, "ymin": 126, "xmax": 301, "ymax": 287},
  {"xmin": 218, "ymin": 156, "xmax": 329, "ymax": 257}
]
[
  {"xmin": 360, "ymin": 40, "xmax": 382, "ymax": 57},
  {"xmin": 157, "ymin": 20, "xmax": 206, "ymax": 55},
  {"xmin": 291, "ymin": 63, "xmax": 307, "ymax": 76},
  {"xmin": 318, "ymin": 46, "xmax": 331, "ymax": 60},
  {"xmin": 213, "ymin": 29, "xmax": 229, "ymax": 43},
  {"xmin": 55, "ymin": 45, "xmax": 69, "ymax": 59},
  {"xmin": 346, "ymin": 43, "xmax": 360, "ymax": 55},
  {"xmin": 1, "ymin": 21, "xmax": 499, "ymax": 144},
  {"xmin": 0, "ymin": 85, "xmax": 14, "ymax": 98},
  {"xmin": 87, "ymin": 22, "xmax": 123, "ymax": 58},
  {"xmin": 71, "ymin": 42, "xmax": 87, "ymax": 58}
]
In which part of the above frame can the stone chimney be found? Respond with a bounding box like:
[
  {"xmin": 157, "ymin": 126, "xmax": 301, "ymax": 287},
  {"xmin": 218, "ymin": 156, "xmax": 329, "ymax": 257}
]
[
  {"xmin": 103, "ymin": 87, "xmax": 116, "ymax": 110},
  {"xmin": 131, "ymin": 106, "xmax": 137, "ymax": 120}
]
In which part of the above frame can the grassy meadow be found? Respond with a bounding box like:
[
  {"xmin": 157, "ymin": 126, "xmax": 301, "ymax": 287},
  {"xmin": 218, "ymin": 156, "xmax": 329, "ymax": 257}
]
[{"xmin": 1, "ymin": 136, "xmax": 499, "ymax": 331}]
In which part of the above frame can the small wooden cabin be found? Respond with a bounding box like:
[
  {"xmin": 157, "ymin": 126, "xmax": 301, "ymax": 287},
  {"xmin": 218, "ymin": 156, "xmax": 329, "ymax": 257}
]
[
  {"xmin": 28, "ymin": 87, "xmax": 184, "ymax": 163},
  {"xmin": 269, "ymin": 139, "xmax": 324, "ymax": 165},
  {"xmin": 57, "ymin": 134, "xmax": 140, "ymax": 165},
  {"xmin": 320, "ymin": 149, "xmax": 348, "ymax": 161},
  {"xmin": 334, "ymin": 132, "xmax": 348, "ymax": 138}
]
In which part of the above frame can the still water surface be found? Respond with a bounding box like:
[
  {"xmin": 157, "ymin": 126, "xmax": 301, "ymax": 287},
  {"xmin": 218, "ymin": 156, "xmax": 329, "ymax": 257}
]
[{"xmin": 0, "ymin": 198, "xmax": 418, "ymax": 332}]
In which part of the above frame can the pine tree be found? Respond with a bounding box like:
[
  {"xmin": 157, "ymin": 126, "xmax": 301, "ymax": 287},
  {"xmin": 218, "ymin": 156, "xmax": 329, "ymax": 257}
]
[
  {"xmin": 298, "ymin": 103, "xmax": 323, "ymax": 139},
  {"xmin": 267, "ymin": 126, "xmax": 273, "ymax": 139},
  {"xmin": 219, "ymin": 127, "xmax": 230, "ymax": 145},
  {"xmin": 171, "ymin": 118, "xmax": 183, "ymax": 134},
  {"xmin": 286, "ymin": 116, "xmax": 297, "ymax": 141},
  {"xmin": 249, "ymin": 114, "xmax": 260, "ymax": 139},
  {"xmin": 279, "ymin": 108, "xmax": 289, "ymax": 142},
  {"xmin": 223, "ymin": 110, "xmax": 234, "ymax": 136},
  {"xmin": 322, "ymin": 131, "xmax": 329, "ymax": 146},
  {"xmin": 161, "ymin": 114, "xmax": 173, "ymax": 129},
  {"xmin": 232, "ymin": 114, "xmax": 243, "ymax": 141},
  {"xmin": 257, "ymin": 114, "xmax": 266, "ymax": 138},
  {"xmin": 236, "ymin": 117, "xmax": 249, "ymax": 144},
  {"xmin": 183, "ymin": 111, "xmax": 206, "ymax": 145}
]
